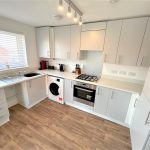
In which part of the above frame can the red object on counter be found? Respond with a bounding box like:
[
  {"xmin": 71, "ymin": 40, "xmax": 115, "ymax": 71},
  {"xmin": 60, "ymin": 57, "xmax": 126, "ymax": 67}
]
[{"xmin": 40, "ymin": 60, "xmax": 47, "ymax": 70}]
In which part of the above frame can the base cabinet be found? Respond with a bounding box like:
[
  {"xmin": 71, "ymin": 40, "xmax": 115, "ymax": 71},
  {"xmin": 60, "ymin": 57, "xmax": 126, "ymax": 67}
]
[
  {"xmin": 0, "ymin": 88, "xmax": 9, "ymax": 126},
  {"xmin": 94, "ymin": 86, "xmax": 132, "ymax": 125},
  {"xmin": 18, "ymin": 76, "xmax": 47, "ymax": 108},
  {"xmin": 130, "ymin": 93, "xmax": 150, "ymax": 150},
  {"xmin": 64, "ymin": 79, "xmax": 73, "ymax": 104}
]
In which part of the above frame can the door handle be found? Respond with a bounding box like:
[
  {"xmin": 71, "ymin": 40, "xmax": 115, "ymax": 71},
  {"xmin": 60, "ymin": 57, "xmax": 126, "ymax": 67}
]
[
  {"xmin": 134, "ymin": 98, "xmax": 138, "ymax": 107},
  {"xmin": 145, "ymin": 111, "xmax": 150, "ymax": 125}
]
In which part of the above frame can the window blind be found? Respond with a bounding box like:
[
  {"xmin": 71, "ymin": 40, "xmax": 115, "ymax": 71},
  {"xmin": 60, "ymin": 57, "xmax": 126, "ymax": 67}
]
[{"xmin": 0, "ymin": 31, "xmax": 28, "ymax": 71}]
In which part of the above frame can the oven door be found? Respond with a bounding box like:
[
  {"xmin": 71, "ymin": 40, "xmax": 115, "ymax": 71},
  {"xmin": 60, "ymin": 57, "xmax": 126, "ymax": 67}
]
[{"xmin": 73, "ymin": 85, "xmax": 96, "ymax": 106}]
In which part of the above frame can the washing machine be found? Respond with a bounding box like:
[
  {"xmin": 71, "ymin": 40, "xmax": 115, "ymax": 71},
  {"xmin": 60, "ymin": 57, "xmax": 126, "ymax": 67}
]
[{"xmin": 47, "ymin": 76, "xmax": 64, "ymax": 104}]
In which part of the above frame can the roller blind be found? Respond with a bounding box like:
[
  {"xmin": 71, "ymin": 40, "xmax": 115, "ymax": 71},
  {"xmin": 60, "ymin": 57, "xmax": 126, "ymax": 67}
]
[{"xmin": 0, "ymin": 31, "xmax": 28, "ymax": 71}]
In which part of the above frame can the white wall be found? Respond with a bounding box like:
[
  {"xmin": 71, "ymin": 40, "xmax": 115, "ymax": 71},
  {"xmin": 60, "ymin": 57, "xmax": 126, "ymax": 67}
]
[{"xmin": 0, "ymin": 16, "xmax": 38, "ymax": 71}]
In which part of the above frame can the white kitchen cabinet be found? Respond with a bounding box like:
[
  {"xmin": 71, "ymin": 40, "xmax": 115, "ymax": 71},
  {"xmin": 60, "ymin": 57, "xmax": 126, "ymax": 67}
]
[
  {"xmin": 80, "ymin": 30, "xmax": 105, "ymax": 51},
  {"xmin": 36, "ymin": 27, "xmax": 52, "ymax": 58},
  {"xmin": 116, "ymin": 17, "xmax": 148, "ymax": 65},
  {"xmin": 64, "ymin": 79, "xmax": 74, "ymax": 104},
  {"xmin": 137, "ymin": 18, "xmax": 150, "ymax": 67},
  {"xmin": 70, "ymin": 25, "xmax": 81, "ymax": 60},
  {"xmin": 107, "ymin": 89, "xmax": 131, "ymax": 122},
  {"xmin": 104, "ymin": 20, "xmax": 122, "ymax": 63},
  {"xmin": 82, "ymin": 22, "xmax": 106, "ymax": 31},
  {"xmin": 0, "ymin": 88, "xmax": 9, "ymax": 126},
  {"xmin": 94, "ymin": 86, "xmax": 110, "ymax": 115},
  {"xmin": 54, "ymin": 26, "xmax": 70, "ymax": 59},
  {"xmin": 18, "ymin": 76, "xmax": 47, "ymax": 108},
  {"xmin": 130, "ymin": 94, "xmax": 150, "ymax": 150}
]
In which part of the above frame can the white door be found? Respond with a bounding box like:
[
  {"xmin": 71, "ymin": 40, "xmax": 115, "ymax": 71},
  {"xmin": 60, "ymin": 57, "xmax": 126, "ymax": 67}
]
[
  {"xmin": 104, "ymin": 20, "xmax": 122, "ymax": 63},
  {"xmin": 94, "ymin": 86, "xmax": 110, "ymax": 115},
  {"xmin": 54, "ymin": 26, "xmax": 70, "ymax": 59},
  {"xmin": 130, "ymin": 93, "xmax": 150, "ymax": 150},
  {"xmin": 80, "ymin": 30, "xmax": 105, "ymax": 51},
  {"xmin": 137, "ymin": 18, "xmax": 150, "ymax": 67},
  {"xmin": 116, "ymin": 17, "xmax": 148, "ymax": 65},
  {"xmin": 107, "ymin": 89, "xmax": 131, "ymax": 122},
  {"xmin": 36, "ymin": 27, "xmax": 50, "ymax": 58},
  {"xmin": 70, "ymin": 25, "xmax": 81, "ymax": 60},
  {"xmin": 64, "ymin": 79, "xmax": 73, "ymax": 104},
  {"xmin": 27, "ymin": 77, "xmax": 46, "ymax": 105}
]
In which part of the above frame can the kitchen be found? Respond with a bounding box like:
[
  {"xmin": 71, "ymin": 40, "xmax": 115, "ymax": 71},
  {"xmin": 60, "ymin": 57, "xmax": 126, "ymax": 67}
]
[{"xmin": 0, "ymin": 0, "xmax": 150, "ymax": 150}]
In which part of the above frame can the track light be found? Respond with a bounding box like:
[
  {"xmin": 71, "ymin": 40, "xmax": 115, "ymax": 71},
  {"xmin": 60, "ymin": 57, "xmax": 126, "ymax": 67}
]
[
  {"xmin": 67, "ymin": 4, "xmax": 72, "ymax": 18},
  {"xmin": 79, "ymin": 16, "xmax": 82, "ymax": 26},
  {"xmin": 57, "ymin": 0, "xmax": 83, "ymax": 25},
  {"xmin": 58, "ymin": 0, "xmax": 63, "ymax": 11},
  {"xmin": 73, "ymin": 12, "xmax": 78, "ymax": 22}
]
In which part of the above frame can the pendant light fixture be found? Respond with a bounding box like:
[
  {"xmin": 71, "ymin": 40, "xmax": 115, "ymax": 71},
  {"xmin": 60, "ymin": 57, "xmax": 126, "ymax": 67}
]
[
  {"xmin": 58, "ymin": 0, "xmax": 63, "ymax": 11},
  {"xmin": 66, "ymin": 3, "xmax": 72, "ymax": 18},
  {"xmin": 57, "ymin": 0, "xmax": 83, "ymax": 25}
]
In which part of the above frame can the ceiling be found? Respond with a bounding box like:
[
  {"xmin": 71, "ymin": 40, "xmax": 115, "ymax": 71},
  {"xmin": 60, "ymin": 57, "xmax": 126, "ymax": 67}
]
[{"xmin": 0, "ymin": 0, "xmax": 150, "ymax": 27}]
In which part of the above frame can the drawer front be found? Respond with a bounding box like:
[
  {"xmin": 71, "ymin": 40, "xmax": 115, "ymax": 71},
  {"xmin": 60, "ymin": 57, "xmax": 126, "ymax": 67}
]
[{"xmin": 0, "ymin": 103, "xmax": 9, "ymax": 117}]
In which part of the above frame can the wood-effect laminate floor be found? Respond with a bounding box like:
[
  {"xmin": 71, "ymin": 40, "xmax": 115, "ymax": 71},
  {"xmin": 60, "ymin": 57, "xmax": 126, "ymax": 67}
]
[{"xmin": 0, "ymin": 99, "xmax": 131, "ymax": 150}]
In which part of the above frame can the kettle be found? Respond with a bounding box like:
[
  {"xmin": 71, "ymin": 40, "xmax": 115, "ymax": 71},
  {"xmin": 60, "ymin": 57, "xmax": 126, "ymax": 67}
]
[{"xmin": 59, "ymin": 64, "xmax": 65, "ymax": 72}]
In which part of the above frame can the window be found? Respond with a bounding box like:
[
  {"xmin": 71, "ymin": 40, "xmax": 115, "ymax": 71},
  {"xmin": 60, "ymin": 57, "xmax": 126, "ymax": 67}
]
[{"xmin": 0, "ymin": 31, "xmax": 28, "ymax": 71}]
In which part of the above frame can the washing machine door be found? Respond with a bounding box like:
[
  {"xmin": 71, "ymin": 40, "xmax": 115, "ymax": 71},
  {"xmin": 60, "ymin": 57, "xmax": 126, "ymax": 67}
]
[{"xmin": 49, "ymin": 82, "xmax": 59, "ymax": 96}]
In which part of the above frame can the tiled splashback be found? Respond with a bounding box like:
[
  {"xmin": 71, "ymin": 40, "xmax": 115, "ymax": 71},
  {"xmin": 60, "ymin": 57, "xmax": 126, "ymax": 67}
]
[{"xmin": 41, "ymin": 51, "xmax": 104, "ymax": 77}]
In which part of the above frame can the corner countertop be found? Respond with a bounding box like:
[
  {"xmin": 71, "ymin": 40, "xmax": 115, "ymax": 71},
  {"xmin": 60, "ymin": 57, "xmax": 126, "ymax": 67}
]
[{"xmin": 37, "ymin": 70, "xmax": 143, "ymax": 94}]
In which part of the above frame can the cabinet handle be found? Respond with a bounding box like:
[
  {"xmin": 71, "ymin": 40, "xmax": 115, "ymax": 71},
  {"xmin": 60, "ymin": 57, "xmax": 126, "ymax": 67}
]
[
  {"xmin": 71, "ymin": 81, "xmax": 73, "ymax": 88},
  {"xmin": 77, "ymin": 52, "xmax": 79, "ymax": 59},
  {"xmin": 145, "ymin": 111, "xmax": 150, "ymax": 125},
  {"xmin": 111, "ymin": 91, "xmax": 114, "ymax": 99},
  {"xmin": 104, "ymin": 54, "xmax": 107, "ymax": 62},
  {"xmin": 117, "ymin": 55, "xmax": 121, "ymax": 64},
  {"xmin": 140, "ymin": 56, "xmax": 145, "ymax": 66},
  {"xmin": 134, "ymin": 98, "xmax": 138, "ymax": 107}
]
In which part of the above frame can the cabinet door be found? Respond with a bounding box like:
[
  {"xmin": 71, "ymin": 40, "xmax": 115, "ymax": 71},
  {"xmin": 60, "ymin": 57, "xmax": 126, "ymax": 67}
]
[
  {"xmin": 80, "ymin": 30, "xmax": 105, "ymax": 51},
  {"xmin": 130, "ymin": 94, "xmax": 150, "ymax": 150},
  {"xmin": 70, "ymin": 25, "xmax": 81, "ymax": 60},
  {"xmin": 116, "ymin": 17, "xmax": 148, "ymax": 65},
  {"xmin": 27, "ymin": 77, "xmax": 46, "ymax": 105},
  {"xmin": 54, "ymin": 26, "xmax": 70, "ymax": 59},
  {"xmin": 94, "ymin": 86, "xmax": 110, "ymax": 115},
  {"xmin": 64, "ymin": 79, "xmax": 73, "ymax": 104},
  {"xmin": 104, "ymin": 20, "xmax": 122, "ymax": 63},
  {"xmin": 36, "ymin": 27, "xmax": 50, "ymax": 58},
  {"xmin": 107, "ymin": 89, "xmax": 131, "ymax": 122},
  {"xmin": 137, "ymin": 18, "xmax": 150, "ymax": 67}
]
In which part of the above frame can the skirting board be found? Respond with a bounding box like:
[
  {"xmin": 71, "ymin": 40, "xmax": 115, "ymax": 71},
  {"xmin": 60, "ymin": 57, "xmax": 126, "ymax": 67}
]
[{"xmin": 65, "ymin": 101, "xmax": 129, "ymax": 128}]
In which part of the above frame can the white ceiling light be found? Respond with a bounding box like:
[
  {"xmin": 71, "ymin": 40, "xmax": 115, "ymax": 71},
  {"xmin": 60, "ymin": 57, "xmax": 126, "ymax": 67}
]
[
  {"xmin": 73, "ymin": 12, "xmax": 78, "ymax": 22},
  {"xmin": 58, "ymin": 0, "xmax": 64, "ymax": 11},
  {"xmin": 58, "ymin": 0, "xmax": 83, "ymax": 25},
  {"xmin": 79, "ymin": 16, "xmax": 82, "ymax": 26},
  {"xmin": 67, "ymin": 4, "xmax": 72, "ymax": 18}
]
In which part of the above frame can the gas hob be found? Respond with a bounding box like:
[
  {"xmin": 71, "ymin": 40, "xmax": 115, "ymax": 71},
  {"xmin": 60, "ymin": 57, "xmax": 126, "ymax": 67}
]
[{"xmin": 76, "ymin": 74, "xmax": 98, "ymax": 82}]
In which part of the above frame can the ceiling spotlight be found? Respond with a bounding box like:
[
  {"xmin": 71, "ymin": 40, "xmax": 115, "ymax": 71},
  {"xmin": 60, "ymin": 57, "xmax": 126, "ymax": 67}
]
[
  {"xmin": 73, "ymin": 12, "xmax": 78, "ymax": 22},
  {"xmin": 58, "ymin": 0, "xmax": 63, "ymax": 11},
  {"xmin": 67, "ymin": 4, "xmax": 72, "ymax": 18},
  {"xmin": 79, "ymin": 16, "xmax": 82, "ymax": 26}
]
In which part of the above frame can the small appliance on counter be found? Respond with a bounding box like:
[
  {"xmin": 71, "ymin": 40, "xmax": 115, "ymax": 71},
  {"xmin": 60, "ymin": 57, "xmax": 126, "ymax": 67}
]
[
  {"xmin": 75, "ymin": 64, "xmax": 81, "ymax": 75},
  {"xmin": 59, "ymin": 64, "xmax": 65, "ymax": 72},
  {"xmin": 40, "ymin": 60, "xmax": 48, "ymax": 70}
]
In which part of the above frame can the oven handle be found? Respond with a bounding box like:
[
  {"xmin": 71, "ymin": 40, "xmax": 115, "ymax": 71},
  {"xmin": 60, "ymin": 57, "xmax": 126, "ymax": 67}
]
[{"xmin": 75, "ymin": 87, "xmax": 93, "ymax": 93}]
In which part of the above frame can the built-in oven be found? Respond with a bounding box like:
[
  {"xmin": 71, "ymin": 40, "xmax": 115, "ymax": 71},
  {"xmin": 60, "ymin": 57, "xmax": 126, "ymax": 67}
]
[{"xmin": 73, "ymin": 81, "xmax": 96, "ymax": 107}]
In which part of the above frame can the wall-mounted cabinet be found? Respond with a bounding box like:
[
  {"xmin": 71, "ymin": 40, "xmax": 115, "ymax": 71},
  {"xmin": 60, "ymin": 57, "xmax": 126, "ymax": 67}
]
[
  {"xmin": 80, "ymin": 30, "xmax": 105, "ymax": 51},
  {"xmin": 54, "ymin": 26, "xmax": 70, "ymax": 59},
  {"xmin": 104, "ymin": 20, "xmax": 122, "ymax": 63},
  {"xmin": 70, "ymin": 25, "xmax": 81, "ymax": 60},
  {"xmin": 116, "ymin": 17, "xmax": 148, "ymax": 66},
  {"xmin": 36, "ymin": 27, "xmax": 52, "ymax": 58},
  {"xmin": 137, "ymin": 18, "xmax": 150, "ymax": 67}
]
